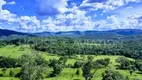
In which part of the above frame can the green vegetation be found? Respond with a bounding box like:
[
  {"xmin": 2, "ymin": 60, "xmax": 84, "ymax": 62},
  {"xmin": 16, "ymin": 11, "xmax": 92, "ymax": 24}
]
[
  {"xmin": 0, "ymin": 45, "xmax": 31, "ymax": 58},
  {"xmin": 0, "ymin": 36, "xmax": 142, "ymax": 80}
]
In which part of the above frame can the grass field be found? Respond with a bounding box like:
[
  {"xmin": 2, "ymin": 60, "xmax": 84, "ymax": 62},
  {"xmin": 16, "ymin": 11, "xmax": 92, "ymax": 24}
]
[
  {"xmin": 0, "ymin": 45, "xmax": 31, "ymax": 58},
  {"xmin": 0, "ymin": 45, "xmax": 142, "ymax": 80}
]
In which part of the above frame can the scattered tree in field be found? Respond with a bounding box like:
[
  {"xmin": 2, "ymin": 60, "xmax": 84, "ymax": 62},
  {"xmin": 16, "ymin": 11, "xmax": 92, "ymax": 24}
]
[
  {"xmin": 102, "ymin": 69, "xmax": 125, "ymax": 80},
  {"xmin": 52, "ymin": 64, "xmax": 62, "ymax": 76},
  {"xmin": 49, "ymin": 59, "xmax": 59, "ymax": 67},
  {"xmin": 34, "ymin": 54, "xmax": 49, "ymax": 67},
  {"xmin": 116, "ymin": 57, "xmax": 131, "ymax": 69},
  {"xmin": 93, "ymin": 58, "xmax": 110, "ymax": 69},
  {"xmin": 76, "ymin": 69, "xmax": 80, "ymax": 76},
  {"xmin": 74, "ymin": 61, "xmax": 84, "ymax": 68},
  {"xmin": 130, "ymin": 69, "xmax": 134, "ymax": 75},
  {"xmin": 82, "ymin": 61, "xmax": 93, "ymax": 80},
  {"xmin": 0, "ymin": 57, "xmax": 17, "ymax": 68},
  {"xmin": 9, "ymin": 70, "xmax": 14, "ymax": 77},
  {"xmin": 58, "ymin": 56, "xmax": 67, "ymax": 66},
  {"xmin": 87, "ymin": 55, "xmax": 94, "ymax": 62},
  {"xmin": 19, "ymin": 54, "xmax": 48, "ymax": 80},
  {"xmin": 125, "ymin": 76, "xmax": 130, "ymax": 80},
  {"xmin": 104, "ymin": 58, "xmax": 110, "ymax": 67},
  {"xmin": 2, "ymin": 67, "xmax": 7, "ymax": 74},
  {"xmin": 134, "ymin": 60, "xmax": 142, "ymax": 73},
  {"xmin": 20, "ymin": 63, "xmax": 43, "ymax": 80}
]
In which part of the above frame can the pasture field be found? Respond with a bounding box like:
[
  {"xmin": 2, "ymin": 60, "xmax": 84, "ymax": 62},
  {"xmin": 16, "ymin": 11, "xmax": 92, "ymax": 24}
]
[{"xmin": 0, "ymin": 45, "xmax": 31, "ymax": 58}]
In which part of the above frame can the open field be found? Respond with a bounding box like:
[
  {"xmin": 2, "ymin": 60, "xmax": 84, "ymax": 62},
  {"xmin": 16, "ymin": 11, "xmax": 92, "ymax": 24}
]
[{"xmin": 0, "ymin": 45, "xmax": 31, "ymax": 58}]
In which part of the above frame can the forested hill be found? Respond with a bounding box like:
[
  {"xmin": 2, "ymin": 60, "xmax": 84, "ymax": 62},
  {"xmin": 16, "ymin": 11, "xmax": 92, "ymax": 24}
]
[
  {"xmin": 1, "ymin": 29, "xmax": 142, "ymax": 40},
  {"xmin": 0, "ymin": 29, "xmax": 33, "ymax": 37},
  {"xmin": 34, "ymin": 29, "xmax": 142, "ymax": 40}
]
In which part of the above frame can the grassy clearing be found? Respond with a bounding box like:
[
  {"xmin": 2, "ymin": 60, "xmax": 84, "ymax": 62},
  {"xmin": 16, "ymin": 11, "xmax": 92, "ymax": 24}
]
[
  {"xmin": 42, "ymin": 54, "xmax": 140, "ymax": 80},
  {"xmin": 0, "ymin": 68, "xmax": 21, "ymax": 77},
  {"xmin": 0, "ymin": 45, "xmax": 31, "ymax": 58},
  {"xmin": 0, "ymin": 77, "xmax": 19, "ymax": 80},
  {"xmin": 44, "ymin": 68, "xmax": 142, "ymax": 80}
]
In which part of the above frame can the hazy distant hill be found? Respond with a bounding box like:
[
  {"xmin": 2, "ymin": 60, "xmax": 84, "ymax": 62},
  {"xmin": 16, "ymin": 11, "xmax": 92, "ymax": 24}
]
[
  {"xmin": 0, "ymin": 29, "xmax": 32, "ymax": 37},
  {"xmin": 33, "ymin": 29, "xmax": 142, "ymax": 39},
  {"xmin": 1, "ymin": 29, "xmax": 142, "ymax": 40},
  {"xmin": 80, "ymin": 29, "xmax": 142, "ymax": 39}
]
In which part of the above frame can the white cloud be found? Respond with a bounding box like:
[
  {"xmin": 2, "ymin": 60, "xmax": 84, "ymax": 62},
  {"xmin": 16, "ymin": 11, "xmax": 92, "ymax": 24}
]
[
  {"xmin": 93, "ymin": 11, "xmax": 142, "ymax": 31},
  {"xmin": 39, "ymin": 8, "xmax": 96, "ymax": 32},
  {"xmin": 0, "ymin": 0, "xmax": 42, "ymax": 32},
  {"xmin": 7, "ymin": 1, "xmax": 16, "ymax": 5},
  {"xmin": 17, "ymin": 16, "xmax": 41, "ymax": 32},
  {"xmin": 0, "ymin": 0, "xmax": 17, "ymax": 23},
  {"xmin": 0, "ymin": 0, "xmax": 142, "ymax": 32},
  {"xmin": 36, "ymin": 0, "xmax": 68, "ymax": 15},
  {"xmin": 80, "ymin": 0, "xmax": 141, "ymax": 12}
]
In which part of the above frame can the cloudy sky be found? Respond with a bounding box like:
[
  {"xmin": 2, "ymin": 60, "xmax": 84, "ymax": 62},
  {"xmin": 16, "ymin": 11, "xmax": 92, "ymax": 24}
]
[{"xmin": 0, "ymin": 0, "xmax": 142, "ymax": 32}]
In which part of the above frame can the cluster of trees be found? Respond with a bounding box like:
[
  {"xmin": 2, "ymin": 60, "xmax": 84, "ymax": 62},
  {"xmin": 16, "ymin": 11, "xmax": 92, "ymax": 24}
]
[
  {"xmin": 19, "ymin": 54, "xmax": 49, "ymax": 80},
  {"xmin": 102, "ymin": 69, "xmax": 125, "ymax": 80},
  {"xmin": 0, "ymin": 56, "xmax": 18, "ymax": 68},
  {"xmin": 81, "ymin": 56, "xmax": 110, "ymax": 80},
  {"xmin": 48, "ymin": 57, "xmax": 68, "ymax": 77},
  {"xmin": 116, "ymin": 57, "xmax": 142, "ymax": 75},
  {"xmin": 81, "ymin": 56, "xmax": 142, "ymax": 80}
]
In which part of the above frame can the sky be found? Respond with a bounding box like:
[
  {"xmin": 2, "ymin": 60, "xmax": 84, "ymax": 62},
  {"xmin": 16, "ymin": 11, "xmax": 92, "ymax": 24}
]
[{"xmin": 0, "ymin": 0, "xmax": 142, "ymax": 32}]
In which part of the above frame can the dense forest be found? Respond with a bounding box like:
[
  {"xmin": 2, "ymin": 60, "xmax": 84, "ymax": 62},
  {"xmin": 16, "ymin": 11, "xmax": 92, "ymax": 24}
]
[{"xmin": 1, "ymin": 36, "xmax": 142, "ymax": 59}]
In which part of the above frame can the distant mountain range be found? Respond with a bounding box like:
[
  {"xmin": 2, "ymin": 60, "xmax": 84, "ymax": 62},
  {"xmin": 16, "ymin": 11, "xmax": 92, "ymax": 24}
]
[
  {"xmin": 33, "ymin": 29, "xmax": 142, "ymax": 39},
  {"xmin": 1, "ymin": 29, "xmax": 142, "ymax": 39},
  {"xmin": 34, "ymin": 29, "xmax": 142, "ymax": 36},
  {"xmin": 0, "ymin": 29, "xmax": 32, "ymax": 37}
]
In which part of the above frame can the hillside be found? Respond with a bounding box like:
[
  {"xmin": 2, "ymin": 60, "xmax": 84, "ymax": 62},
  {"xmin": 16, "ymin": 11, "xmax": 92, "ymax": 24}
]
[
  {"xmin": 34, "ymin": 29, "xmax": 142, "ymax": 40},
  {"xmin": 1, "ymin": 29, "xmax": 142, "ymax": 40},
  {"xmin": 0, "ymin": 29, "xmax": 34, "ymax": 38}
]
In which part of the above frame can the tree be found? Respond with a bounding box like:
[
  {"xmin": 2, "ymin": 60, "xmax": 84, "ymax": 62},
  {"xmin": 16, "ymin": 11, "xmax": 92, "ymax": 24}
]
[
  {"xmin": 134, "ymin": 60, "xmax": 142, "ymax": 73},
  {"xmin": 9, "ymin": 70, "xmax": 14, "ymax": 77},
  {"xmin": 74, "ymin": 61, "xmax": 84, "ymax": 68},
  {"xmin": 19, "ymin": 54, "xmax": 47, "ymax": 80},
  {"xmin": 104, "ymin": 58, "xmax": 110, "ymax": 67},
  {"xmin": 102, "ymin": 69, "xmax": 125, "ymax": 80},
  {"xmin": 58, "ymin": 56, "xmax": 67, "ymax": 65},
  {"xmin": 49, "ymin": 59, "xmax": 59, "ymax": 67},
  {"xmin": 116, "ymin": 57, "xmax": 131, "ymax": 69},
  {"xmin": 20, "ymin": 61, "xmax": 43, "ymax": 80},
  {"xmin": 2, "ymin": 67, "xmax": 7, "ymax": 74},
  {"xmin": 82, "ymin": 62, "xmax": 93, "ymax": 80},
  {"xmin": 130, "ymin": 69, "xmax": 134, "ymax": 75},
  {"xmin": 76, "ymin": 69, "xmax": 80, "ymax": 76},
  {"xmin": 52, "ymin": 64, "xmax": 62, "ymax": 76},
  {"xmin": 87, "ymin": 55, "xmax": 94, "ymax": 62},
  {"xmin": 0, "ymin": 57, "xmax": 17, "ymax": 68},
  {"xmin": 34, "ymin": 54, "xmax": 49, "ymax": 67},
  {"xmin": 92, "ymin": 58, "xmax": 110, "ymax": 69}
]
